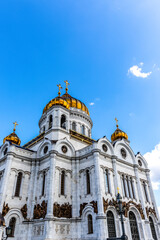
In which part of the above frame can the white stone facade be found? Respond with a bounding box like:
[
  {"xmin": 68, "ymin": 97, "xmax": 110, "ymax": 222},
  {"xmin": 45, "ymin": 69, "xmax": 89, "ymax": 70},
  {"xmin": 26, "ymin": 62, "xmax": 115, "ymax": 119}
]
[{"xmin": 0, "ymin": 98, "xmax": 160, "ymax": 240}]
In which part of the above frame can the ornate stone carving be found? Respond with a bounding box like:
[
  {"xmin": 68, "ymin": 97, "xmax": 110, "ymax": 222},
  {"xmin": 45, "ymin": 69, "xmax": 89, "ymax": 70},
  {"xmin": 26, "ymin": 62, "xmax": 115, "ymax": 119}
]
[
  {"xmin": 0, "ymin": 213, "xmax": 5, "ymax": 226},
  {"xmin": 103, "ymin": 198, "xmax": 145, "ymax": 219},
  {"xmin": 53, "ymin": 203, "xmax": 72, "ymax": 218},
  {"xmin": 33, "ymin": 201, "xmax": 47, "ymax": 219},
  {"xmin": 146, "ymin": 207, "xmax": 157, "ymax": 219},
  {"xmin": 79, "ymin": 201, "xmax": 98, "ymax": 216},
  {"xmin": 21, "ymin": 204, "xmax": 27, "ymax": 219},
  {"xmin": 2, "ymin": 202, "xmax": 10, "ymax": 217}
]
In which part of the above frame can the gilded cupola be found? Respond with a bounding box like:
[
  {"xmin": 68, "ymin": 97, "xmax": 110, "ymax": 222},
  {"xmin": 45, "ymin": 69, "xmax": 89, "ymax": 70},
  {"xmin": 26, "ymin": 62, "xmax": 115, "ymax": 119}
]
[
  {"xmin": 111, "ymin": 118, "xmax": 128, "ymax": 142},
  {"xmin": 3, "ymin": 122, "xmax": 21, "ymax": 146},
  {"xmin": 43, "ymin": 81, "xmax": 89, "ymax": 115}
]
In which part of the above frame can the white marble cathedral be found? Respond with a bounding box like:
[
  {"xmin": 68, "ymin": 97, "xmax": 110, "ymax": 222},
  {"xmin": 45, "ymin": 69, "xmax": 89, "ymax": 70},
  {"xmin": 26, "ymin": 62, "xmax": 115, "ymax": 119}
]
[{"xmin": 0, "ymin": 81, "xmax": 160, "ymax": 240}]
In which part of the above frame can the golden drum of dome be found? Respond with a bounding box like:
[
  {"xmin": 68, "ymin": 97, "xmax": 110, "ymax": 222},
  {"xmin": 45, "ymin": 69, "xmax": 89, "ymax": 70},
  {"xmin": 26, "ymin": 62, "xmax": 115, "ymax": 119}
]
[
  {"xmin": 3, "ymin": 132, "xmax": 21, "ymax": 145},
  {"xmin": 43, "ymin": 94, "xmax": 89, "ymax": 115},
  {"xmin": 111, "ymin": 128, "xmax": 128, "ymax": 142}
]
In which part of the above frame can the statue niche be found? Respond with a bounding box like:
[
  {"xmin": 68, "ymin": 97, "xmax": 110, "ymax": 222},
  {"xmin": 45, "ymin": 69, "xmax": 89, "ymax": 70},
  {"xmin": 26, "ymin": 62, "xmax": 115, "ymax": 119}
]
[{"xmin": 33, "ymin": 201, "xmax": 47, "ymax": 219}]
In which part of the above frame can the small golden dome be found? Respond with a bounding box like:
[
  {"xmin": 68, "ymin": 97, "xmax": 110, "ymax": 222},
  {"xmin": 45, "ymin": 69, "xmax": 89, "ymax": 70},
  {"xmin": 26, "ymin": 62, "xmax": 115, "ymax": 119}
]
[
  {"xmin": 3, "ymin": 131, "xmax": 21, "ymax": 145},
  {"xmin": 3, "ymin": 121, "xmax": 21, "ymax": 145},
  {"xmin": 43, "ymin": 93, "xmax": 89, "ymax": 115},
  {"xmin": 111, "ymin": 118, "xmax": 128, "ymax": 142}
]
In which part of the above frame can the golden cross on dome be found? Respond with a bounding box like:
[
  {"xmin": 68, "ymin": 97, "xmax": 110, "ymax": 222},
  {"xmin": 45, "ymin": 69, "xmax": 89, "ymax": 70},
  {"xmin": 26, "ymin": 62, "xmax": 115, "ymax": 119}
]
[
  {"xmin": 13, "ymin": 121, "xmax": 18, "ymax": 132},
  {"xmin": 115, "ymin": 117, "xmax": 119, "ymax": 128},
  {"xmin": 64, "ymin": 80, "xmax": 69, "ymax": 93},
  {"xmin": 57, "ymin": 84, "xmax": 62, "ymax": 96}
]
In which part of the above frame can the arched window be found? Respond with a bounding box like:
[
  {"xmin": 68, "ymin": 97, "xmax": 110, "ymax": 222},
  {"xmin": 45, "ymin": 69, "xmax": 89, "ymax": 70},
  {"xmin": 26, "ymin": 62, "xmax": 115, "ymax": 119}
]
[
  {"xmin": 61, "ymin": 171, "xmax": 65, "ymax": 195},
  {"xmin": 149, "ymin": 216, "xmax": 157, "ymax": 240},
  {"xmin": 107, "ymin": 211, "xmax": 116, "ymax": 238},
  {"xmin": 129, "ymin": 211, "xmax": 140, "ymax": 240},
  {"xmin": 49, "ymin": 115, "xmax": 53, "ymax": 129},
  {"xmin": 81, "ymin": 125, "xmax": 85, "ymax": 135},
  {"xmin": 42, "ymin": 172, "xmax": 46, "ymax": 196},
  {"xmin": 72, "ymin": 122, "xmax": 76, "ymax": 131},
  {"xmin": 15, "ymin": 172, "xmax": 22, "ymax": 197},
  {"xmin": 86, "ymin": 170, "xmax": 90, "ymax": 194},
  {"xmin": 43, "ymin": 126, "xmax": 45, "ymax": 132},
  {"xmin": 88, "ymin": 214, "xmax": 93, "ymax": 234},
  {"xmin": 61, "ymin": 115, "xmax": 66, "ymax": 129},
  {"xmin": 105, "ymin": 169, "xmax": 110, "ymax": 193},
  {"xmin": 8, "ymin": 217, "xmax": 16, "ymax": 237}
]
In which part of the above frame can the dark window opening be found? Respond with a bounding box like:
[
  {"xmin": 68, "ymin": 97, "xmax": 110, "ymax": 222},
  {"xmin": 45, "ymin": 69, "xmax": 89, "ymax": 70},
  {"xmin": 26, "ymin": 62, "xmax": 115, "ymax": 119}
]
[
  {"xmin": 86, "ymin": 170, "xmax": 90, "ymax": 194},
  {"xmin": 129, "ymin": 211, "xmax": 140, "ymax": 240},
  {"xmin": 8, "ymin": 217, "xmax": 16, "ymax": 237},
  {"xmin": 149, "ymin": 216, "xmax": 157, "ymax": 240},
  {"xmin": 15, "ymin": 172, "xmax": 22, "ymax": 197},
  {"xmin": 42, "ymin": 172, "xmax": 46, "ymax": 196},
  {"xmin": 61, "ymin": 171, "xmax": 65, "ymax": 195},
  {"xmin": 107, "ymin": 211, "xmax": 116, "ymax": 238},
  {"xmin": 61, "ymin": 115, "xmax": 66, "ymax": 129},
  {"xmin": 105, "ymin": 169, "xmax": 110, "ymax": 193},
  {"xmin": 49, "ymin": 115, "xmax": 53, "ymax": 129},
  {"xmin": 72, "ymin": 122, "xmax": 76, "ymax": 131},
  {"xmin": 88, "ymin": 214, "xmax": 93, "ymax": 234}
]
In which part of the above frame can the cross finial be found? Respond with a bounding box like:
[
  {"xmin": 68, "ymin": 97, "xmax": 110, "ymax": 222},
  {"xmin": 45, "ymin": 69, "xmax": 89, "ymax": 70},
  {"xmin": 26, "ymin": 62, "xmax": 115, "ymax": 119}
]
[
  {"xmin": 64, "ymin": 80, "xmax": 69, "ymax": 93},
  {"xmin": 13, "ymin": 121, "xmax": 18, "ymax": 132},
  {"xmin": 115, "ymin": 117, "xmax": 119, "ymax": 128},
  {"xmin": 57, "ymin": 84, "xmax": 62, "ymax": 96},
  {"xmin": 117, "ymin": 187, "xmax": 120, "ymax": 194}
]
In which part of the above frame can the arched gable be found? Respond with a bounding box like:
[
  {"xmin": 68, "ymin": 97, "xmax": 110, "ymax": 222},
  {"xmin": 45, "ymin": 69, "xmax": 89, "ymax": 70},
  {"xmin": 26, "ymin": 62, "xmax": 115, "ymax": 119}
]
[
  {"xmin": 113, "ymin": 139, "xmax": 136, "ymax": 164},
  {"xmin": 55, "ymin": 138, "xmax": 75, "ymax": 157},
  {"xmin": 97, "ymin": 137, "xmax": 114, "ymax": 155},
  {"xmin": 37, "ymin": 139, "xmax": 52, "ymax": 158},
  {"xmin": 135, "ymin": 153, "xmax": 148, "ymax": 169}
]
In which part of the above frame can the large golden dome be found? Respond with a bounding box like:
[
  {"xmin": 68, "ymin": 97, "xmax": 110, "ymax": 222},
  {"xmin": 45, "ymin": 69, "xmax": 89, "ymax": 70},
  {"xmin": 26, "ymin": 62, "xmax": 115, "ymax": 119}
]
[
  {"xmin": 111, "ymin": 119, "xmax": 128, "ymax": 142},
  {"xmin": 43, "ymin": 93, "xmax": 89, "ymax": 115},
  {"xmin": 3, "ymin": 131, "xmax": 21, "ymax": 145}
]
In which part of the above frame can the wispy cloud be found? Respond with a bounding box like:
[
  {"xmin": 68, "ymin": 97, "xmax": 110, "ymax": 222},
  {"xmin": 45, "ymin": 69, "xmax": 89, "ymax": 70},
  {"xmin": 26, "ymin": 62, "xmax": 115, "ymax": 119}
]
[
  {"xmin": 128, "ymin": 64, "xmax": 152, "ymax": 78},
  {"xmin": 89, "ymin": 102, "xmax": 95, "ymax": 106},
  {"xmin": 144, "ymin": 143, "xmax": 160, "ymax": 191}
]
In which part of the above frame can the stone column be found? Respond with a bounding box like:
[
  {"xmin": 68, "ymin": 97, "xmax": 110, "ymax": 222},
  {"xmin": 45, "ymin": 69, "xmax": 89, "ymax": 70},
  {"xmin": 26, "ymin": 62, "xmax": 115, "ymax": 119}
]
[
  {"xmin": 0, "ymin": 154, "xmax": 13, "ymax": 212},
  {"xmin": 31, "ymin": 161, "xmax": 39, "ymax": 219},
  {"xmin": 46, "ymin": 153, "xmax": 56, "ymax": 217},
  {"xmin": 93, "ymin": 151, "xmax": 106, "ymax": 240},
  {"xmin": 134, "ymin": 166, "xmax": 147, "ymax": 219},
  {"xmin": 124, "ymin": 176, "xmax": 129, "ymax": 198},
  {"xmin": 146, "ymin": 170, "xmax": 160, "ymax": 219},
  {"xmin": 131, "ymin": 178, "xmax": 137, "ymax": 200},
  {"xmin": 111, "ymin": 156, "xmax": 119, "ymax": 195},
  {"xmin": 27, "ymin": 161, "xmax": 35, "ymax": 219}
]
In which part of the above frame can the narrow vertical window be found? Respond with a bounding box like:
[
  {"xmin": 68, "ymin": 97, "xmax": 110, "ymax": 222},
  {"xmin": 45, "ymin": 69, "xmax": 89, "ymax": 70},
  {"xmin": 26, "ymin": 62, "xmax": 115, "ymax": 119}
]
[
  {"xmin": 130, "ymin": 177, "xmax": 135, "ymax": 199},
  {"xmin": 43, "ymin": 126, "xmax": 45, "ymax": 132},
  {"xmin": 122, "ymin": 175, "xmax": 127, "ymax": 197},
  {"xmin": 149, "ymin": 216, "xmax": 157, "ymax": 240},
  {"xmin": 15, "ymin": 172, "xmax": 22, "ymax": 197},
  {"xmin": 107, "ymin": 211, "xmax": 116, "ymax": 238},
  {"xmin": 61, "ymin": 115, "xmax": 66, "ymax": 129},
  {"xmin": 81, "ymin": 125, "xmax": 85, "ymax": 135},
  {"xmin": 8, "ymin": 217, "xmax": 16, "ymax": 237},
  {"xmin": 105, "ymin": 169, "xmax": 110, "ymax": 193},
  {"xmin": 49, "ymin": 115, "xmax": 53, "ymax": 129},
  {"xmin": 129, "ymin": 211, "xmax": 140, "ymax": 240},
  {"xmin": 86, "ymin": 170, "xmax": 90, "ymax": 194},
  {"xmin": 72, "ymin": 122, "xmax": 76, "ymax": 131},
  {"xmin": 61, "ymin": 171, "xmax": 65, "ymax": 195},
  {"xmin": 88, "ymin": 214, "xmax": 93, "ymax": 234},
  {"xmin": 88, "ymin": 129, "xmax": 90, "ymax": 137},
  {"xmin": 42, "ymin": 172, "xmax": 46, "ymax": 196},
  {"xmin": 126, "ymin": 176, "xmax": 131, "ymax": 198},
  {"xmin": 143, "ymin": 181, "xmax": 149, "ymax": 202}
]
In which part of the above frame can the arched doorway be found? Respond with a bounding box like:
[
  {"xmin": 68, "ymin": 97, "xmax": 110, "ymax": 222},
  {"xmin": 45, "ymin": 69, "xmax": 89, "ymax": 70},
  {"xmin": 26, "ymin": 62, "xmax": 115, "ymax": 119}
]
[
  {"xmin": 129, "ymin": 211, "xmax": 140, "ymax": 240},
  {"xmin": 149, "ymin": 216, "xmax": 157, "ymax": 240},
  {"xmin": 107, "ymin": 211, "xmax": 116, "ymax": 238}
]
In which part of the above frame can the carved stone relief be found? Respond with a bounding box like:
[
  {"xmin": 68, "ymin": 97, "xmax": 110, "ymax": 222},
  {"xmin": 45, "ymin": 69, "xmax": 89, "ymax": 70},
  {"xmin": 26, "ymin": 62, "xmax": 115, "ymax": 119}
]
[
  {"xmin": 55, "ymin": 224, "xmax": 70, "ymax": 235},
  {"xmin": 33, "ymin": 225, "xmax": 45, "ymax": 236},
  {"xmin": 53, "ymin": 203, "xmax": 72, "ymax": 218},
  {"xmin": 21, "ymin": 204, "xmax": 27, "ymax": 219},
  {"xmin": 33, "ymin": 201, "xmax": 47, "ymax": 219},
  {"xmin": 146, "ymin": 206, "xmax": 157, "ymax": 219},
  {"xmin": 2, "ymin": 202, "xmax": 10, "ymax": 216},
  {"xmin": 103, "ymin": 198, "xmax": 145, "ymax": 219}
]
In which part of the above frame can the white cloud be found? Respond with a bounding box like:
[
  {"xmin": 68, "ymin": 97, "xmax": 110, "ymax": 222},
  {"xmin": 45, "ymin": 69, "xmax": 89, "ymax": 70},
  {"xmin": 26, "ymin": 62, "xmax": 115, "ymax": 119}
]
[
  {"xmin": 144, "ymin": 143, "xmax": 160, "ymax": 191},
  {"xmin": 158, "ymin": 206, "xmax": 160, "ymax": 216},
  {"xmin": 89, "ymin": 102, "xmax": 95, "ymax": 106},
  {"xmin": 128, "ymin": 65, "xmax": 152, "ymax": 78},
  {"xmin": 140, "ymin": 62, "xmax": 144, "ymax": 66}
]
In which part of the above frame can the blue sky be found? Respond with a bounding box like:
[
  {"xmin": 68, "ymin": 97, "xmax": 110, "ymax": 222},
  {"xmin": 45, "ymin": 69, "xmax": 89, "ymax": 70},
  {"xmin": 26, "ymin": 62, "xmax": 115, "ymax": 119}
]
[{"xmin": 0, "ymin": 0, "xmax": 160, "ymax": 213}]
